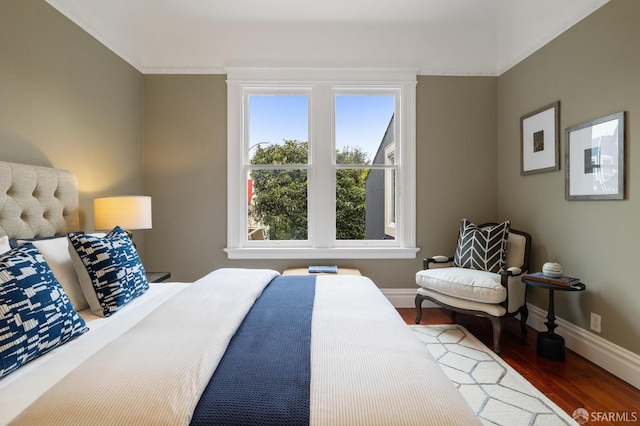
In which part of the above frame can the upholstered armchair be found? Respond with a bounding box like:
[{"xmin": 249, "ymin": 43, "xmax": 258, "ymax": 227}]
[{"xmin": 415, "ymin": 220, "xmax": 532, "ymax": 353}]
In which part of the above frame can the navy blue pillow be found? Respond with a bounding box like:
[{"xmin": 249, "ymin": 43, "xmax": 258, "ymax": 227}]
[
  {"xmin": 0, "ymin": 243, "xmax": 88, "ymax": 378},
  {"xmin": 68, "ymin": 226, "xmax": 149, "ymax": 317}
]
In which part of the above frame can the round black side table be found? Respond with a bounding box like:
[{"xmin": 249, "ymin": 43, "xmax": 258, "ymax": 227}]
[{"xmin": 521, "ymin": 276, "xmax": 586, "ymax": 361}]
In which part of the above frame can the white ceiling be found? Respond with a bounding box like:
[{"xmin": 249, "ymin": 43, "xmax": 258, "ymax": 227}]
[{"xmin": 45, "ymin": 0, "xmax": 609, "ymax": 75}]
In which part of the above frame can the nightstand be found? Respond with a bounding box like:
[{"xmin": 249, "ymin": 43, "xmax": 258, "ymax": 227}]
[
  {"xmin": 521, "ymin": 275, "xmax": 586, "ymax": 360},
  {"xmin": 146, "ymin": 271, "xmax": 171, "ymax": 283}
]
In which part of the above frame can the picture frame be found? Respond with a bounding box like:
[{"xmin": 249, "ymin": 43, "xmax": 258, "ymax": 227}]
[
  {"xmin": 565, "ymin": 112, "xmax": 625, "ymax": 201},
  {"xmin": 520, "ymin": 101, "xmax": 560, "ymax": 175}
]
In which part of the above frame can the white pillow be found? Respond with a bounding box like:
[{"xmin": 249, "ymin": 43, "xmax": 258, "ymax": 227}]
[
  {"xmin": 17, "ymin": 236, "xmax": 89, "ymax": 311},
  {"xmin": 0, "ymin": 235, "xmax": 10, "ymax": 254}
]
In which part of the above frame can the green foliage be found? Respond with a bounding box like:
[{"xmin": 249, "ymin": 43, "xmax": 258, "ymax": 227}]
[
  {"xmin": 250, "ymin": 140, "xmax": 308, "ymax": 240},
  {"xmin": 335, "ymin": 147, "xmax": 369, "ymax": 240},
  {"xmin": 249, "ymin": 141, "xmax": 369, "ymax": 240},
  {"xmin": 251, "ymin": 140, "xmax": 308, "ymax": 165},
  {"xmin": 336, "ymin": 146, "xmax": 369, "ymax": 165}
]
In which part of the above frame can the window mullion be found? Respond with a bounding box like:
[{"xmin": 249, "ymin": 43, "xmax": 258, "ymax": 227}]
[{"xmin": 308, "ymin": 84, "xmax": 334, "ymax": 248}]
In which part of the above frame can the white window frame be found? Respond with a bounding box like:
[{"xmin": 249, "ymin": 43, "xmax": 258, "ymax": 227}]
[
  {"xmin": 384, "ymin": 143, "xmax": 397, "ymax": 238},
  {"xmin": 225, "ymin": 68, "xmax": 418, "ymax": 259}
]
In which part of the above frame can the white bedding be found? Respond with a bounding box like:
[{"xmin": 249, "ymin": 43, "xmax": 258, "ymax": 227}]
[
  {"xmin": 0, "ymin": 280, "xmax": 190, "ymax": 424},
  {"xmin": 2, "ymin": 269, "xmax": 481, "ymax": 425},
  {"xmin": 311, "ymin": 275, "xmax": 480, "ymax": 425}
]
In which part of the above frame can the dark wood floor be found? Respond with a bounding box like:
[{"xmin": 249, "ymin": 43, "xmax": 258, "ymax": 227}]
[{"xmin": 398, "ymin": 307, "xmax": 640, "ymax": 426}]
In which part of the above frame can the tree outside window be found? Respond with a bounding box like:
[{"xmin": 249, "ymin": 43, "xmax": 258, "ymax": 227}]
[{"xmin": 249, "ymin": 141, "xmax": 370, "ymax": 240}]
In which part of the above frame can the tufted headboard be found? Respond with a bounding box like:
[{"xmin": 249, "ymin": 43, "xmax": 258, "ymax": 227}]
[{"xmin": 0, "ymin": 161, "xmax": 80, "ymax": 239}]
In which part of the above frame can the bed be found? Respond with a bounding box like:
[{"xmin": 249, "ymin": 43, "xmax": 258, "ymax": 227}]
[{"xmin": 0, "ymin": 160, "xmax": 480, "ymax": 425}]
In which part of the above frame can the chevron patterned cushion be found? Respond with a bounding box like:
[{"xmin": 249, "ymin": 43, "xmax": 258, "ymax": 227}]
[{"xmin": 452, "ymin": 219, "xmax": 510, "ymax": 273}]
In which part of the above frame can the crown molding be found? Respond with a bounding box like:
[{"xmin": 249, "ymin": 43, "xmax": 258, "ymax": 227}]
[
  {"xmin": 141, "ymin": 67, "xmax": 499, "ymax": 77},
  {"xmin": 141, "ymin": 67, "xmax": 227, "ymax": 75},
  {"xmin": 416, "ymin": 69, "xmax": 497, "ymax": 77}
]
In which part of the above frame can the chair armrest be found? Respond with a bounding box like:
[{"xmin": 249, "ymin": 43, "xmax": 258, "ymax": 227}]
[
  {"xmin": 424, "ymin": 256, "xmax": 454, "ymax": 269},
  {"xmin": 499, "ymin": 267, "xmax": 523, "ymax": 286},
  {"xmin": 507, "ymin": 266, "xmax": 522, "ymax": 276}
]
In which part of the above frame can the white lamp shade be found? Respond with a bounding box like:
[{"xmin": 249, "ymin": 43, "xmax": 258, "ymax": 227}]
[{"xmin": 94, "ymin": 196, "xmax": 152, "ymax": 231}]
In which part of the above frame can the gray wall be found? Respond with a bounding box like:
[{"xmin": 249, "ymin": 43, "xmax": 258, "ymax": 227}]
[
  {"xmin": 0, "ymin": 0, "xmax": 144, "ymax": 234},
  {"xmin": 142, "ymin": 75, "xmax": 498, "ymax": 288},
  {"xmin": 497, "ymin": 0, "xmax": 640, "ymax": 354},
  {"xmin": 7, "ymin": 0, "xmax": 635, "ymax": 356}
]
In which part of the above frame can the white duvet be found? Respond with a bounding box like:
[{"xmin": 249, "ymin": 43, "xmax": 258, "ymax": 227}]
[
  {"xmin": 0, "ymin": 279, "xmax": 190, "ymax": 424},
  {"xmin": 2, "ymin": 269, "xmax": 480, "ymax": 425}
]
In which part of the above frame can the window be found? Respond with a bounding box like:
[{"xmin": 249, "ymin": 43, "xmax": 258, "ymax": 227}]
[
  {"xmin": 247, "ymin": 93, "xmax": 309, "ymax": 242},
  {"xmin": 226, "ymin": 69, "xmax": 417, "ymax": 259}
]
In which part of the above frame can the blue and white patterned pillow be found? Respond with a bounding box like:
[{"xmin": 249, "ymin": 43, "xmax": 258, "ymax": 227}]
[
  {"xmin": 0, "ymin": 243, "xmax": 88, "ymax": 378},
  {"xmin": 68, "ymin": 226, "xmax": 149, "ymax": 317}
]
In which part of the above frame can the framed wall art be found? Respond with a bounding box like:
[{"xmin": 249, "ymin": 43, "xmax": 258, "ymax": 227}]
[
  {"xmin": 520, "ymin": 101, "xmax": 560, "ymax": 175},
  {"xmin": 565, "ymin": 111, "xmax": 625, "ymax": 201}
]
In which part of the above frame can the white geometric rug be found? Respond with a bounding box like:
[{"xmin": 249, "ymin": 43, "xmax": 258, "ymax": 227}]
[{"xmin": 411, "ymin": 324, "xmax": 578, "ymax": 426}]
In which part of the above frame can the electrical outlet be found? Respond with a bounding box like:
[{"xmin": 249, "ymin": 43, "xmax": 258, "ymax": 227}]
[{"xmin": 590, "ymin": 313, "xmax": 601, "ymax": 333}]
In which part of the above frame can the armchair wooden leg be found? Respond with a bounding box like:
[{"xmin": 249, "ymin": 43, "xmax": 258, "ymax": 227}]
[
  {"xmin": 520, "ymin": 305, "xmax": 529, "ymax": 335},
  {"xmin": 490, "ymin": 316, "xmax": 502, "ymax": 354},
  {"xmin": 415, "ymin": 294, "xmax": 424, "ymax": 324}
]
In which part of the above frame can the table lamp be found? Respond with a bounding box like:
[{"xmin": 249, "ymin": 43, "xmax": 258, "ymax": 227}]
[{"xmin": 94, "ymin": 196, "xmax": 152, "ymax": 239}]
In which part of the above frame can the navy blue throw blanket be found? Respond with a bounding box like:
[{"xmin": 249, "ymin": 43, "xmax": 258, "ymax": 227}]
[{"xmin": 190, "ymin": 275, "xmax": 316, "ymax": 426}]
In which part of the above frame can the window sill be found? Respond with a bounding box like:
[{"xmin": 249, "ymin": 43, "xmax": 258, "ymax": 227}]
[{"xmin": 224, "ymin": 247, "xmax": 420, "ymax": 260}]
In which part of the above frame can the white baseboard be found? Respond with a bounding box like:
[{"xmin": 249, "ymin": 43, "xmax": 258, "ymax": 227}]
[
  {"xmin": 526, "ymin": 303, "xmax": 640, "ymax": 390},
  {"xmin": 381, "ymin": 288, "xmax": 438, "ymax": 308},
  {"xmin": 381, "ymin": 288, "xmax": 640, "ymax": 390}
]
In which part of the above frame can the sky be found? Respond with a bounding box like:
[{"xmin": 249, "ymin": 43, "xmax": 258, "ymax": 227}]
[{"xmin": 248, "ymin": 94, "xmax": 395, "ymax": 163}]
